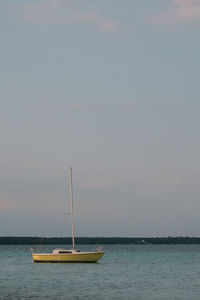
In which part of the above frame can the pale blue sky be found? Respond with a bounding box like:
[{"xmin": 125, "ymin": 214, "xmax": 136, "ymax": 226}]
[{"xmin": 0, "ymin": 0, "xmax": 200, "ymax": 237}]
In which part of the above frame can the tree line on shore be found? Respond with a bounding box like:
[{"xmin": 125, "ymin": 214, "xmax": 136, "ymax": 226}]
[{"xmin": 1, "ymin": 236, "xmax": 200, "ymax": 245}]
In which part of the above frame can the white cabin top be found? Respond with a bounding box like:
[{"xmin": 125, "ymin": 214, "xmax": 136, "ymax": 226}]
[
  {"xmin": 50, "ymin": 247, "xmax": 103, "ymax": 254},
  {"xmin": 52, "ymin": 249, "xmax": 81, "ymax": 254}
]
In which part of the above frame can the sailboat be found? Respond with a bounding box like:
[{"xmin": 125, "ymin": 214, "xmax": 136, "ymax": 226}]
[{"xmin": 32, "ymin": 167, "xmax": 104, "ymax": 263}]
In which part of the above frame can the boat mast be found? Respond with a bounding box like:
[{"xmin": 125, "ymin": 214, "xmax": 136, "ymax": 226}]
[{"xmin": 69, "ymin": 167, "xmax": 75, "ymax": 249}]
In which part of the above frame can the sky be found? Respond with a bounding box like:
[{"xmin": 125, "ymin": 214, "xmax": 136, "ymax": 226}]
[{"xmin": 0, "ymin": 0, "xmax": 200, "ymax": 237}]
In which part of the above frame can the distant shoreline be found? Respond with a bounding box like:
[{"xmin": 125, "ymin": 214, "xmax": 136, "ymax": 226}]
[{"xmin": 1, "ymin": 237, "xmax": 200, "ymax": 245}]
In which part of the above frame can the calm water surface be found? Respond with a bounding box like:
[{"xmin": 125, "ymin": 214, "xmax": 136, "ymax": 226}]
[{"xmin": 1, "ymin": 244, "xmax": 200, "ymax": 299}]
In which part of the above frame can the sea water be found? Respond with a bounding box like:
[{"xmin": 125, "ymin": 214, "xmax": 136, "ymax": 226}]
[{"xmin": 1, "ymin": 244, "xmax": 200, "ymax": 299}]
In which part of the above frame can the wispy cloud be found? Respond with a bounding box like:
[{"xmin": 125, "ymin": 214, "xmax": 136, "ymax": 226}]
[
  {"xmin": 99, "ymin": 20, "xmax": 121, "ymax": 31},
  {"xmin": 35, "ymin": 102, "xmax": 84, "ymax": 112},
  {"xmin": 149, "ymin": 0, "xmax": 200, "ymax": 26},
  {"xmin": 95, "ymin": 105, "xmax": 105, "ymax": 111},
  {"xmin": 57, "ymin": 102, "xmax": 83, "ymax": 111},
  {"xmin": 174, "ymin": 0, "xmax": 200, "ymax": 20},
  {"xmin": 0, "ymin": 195, "xmax": 15, "ymax": 212},
  {"xmin": 10, "ymin": 0, "xmax": 122, "ymax": 31},
  {"xmin": 126, "ymin": 101, "xmax": 134, "ymax": 106},
  {"xmin": 172, "ymin": 179, "xmax": 184, "ymax": 185}
]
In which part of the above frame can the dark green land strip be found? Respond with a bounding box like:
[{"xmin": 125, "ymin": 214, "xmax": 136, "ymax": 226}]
[{"xmin": 1, "ymin": 237, "xmax": 200, "ymax": 245}]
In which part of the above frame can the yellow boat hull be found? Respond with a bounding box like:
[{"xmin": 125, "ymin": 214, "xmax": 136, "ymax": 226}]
[{"xmin": 32, "ymin": 252, "xmax": 104, "ymax": 263}]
